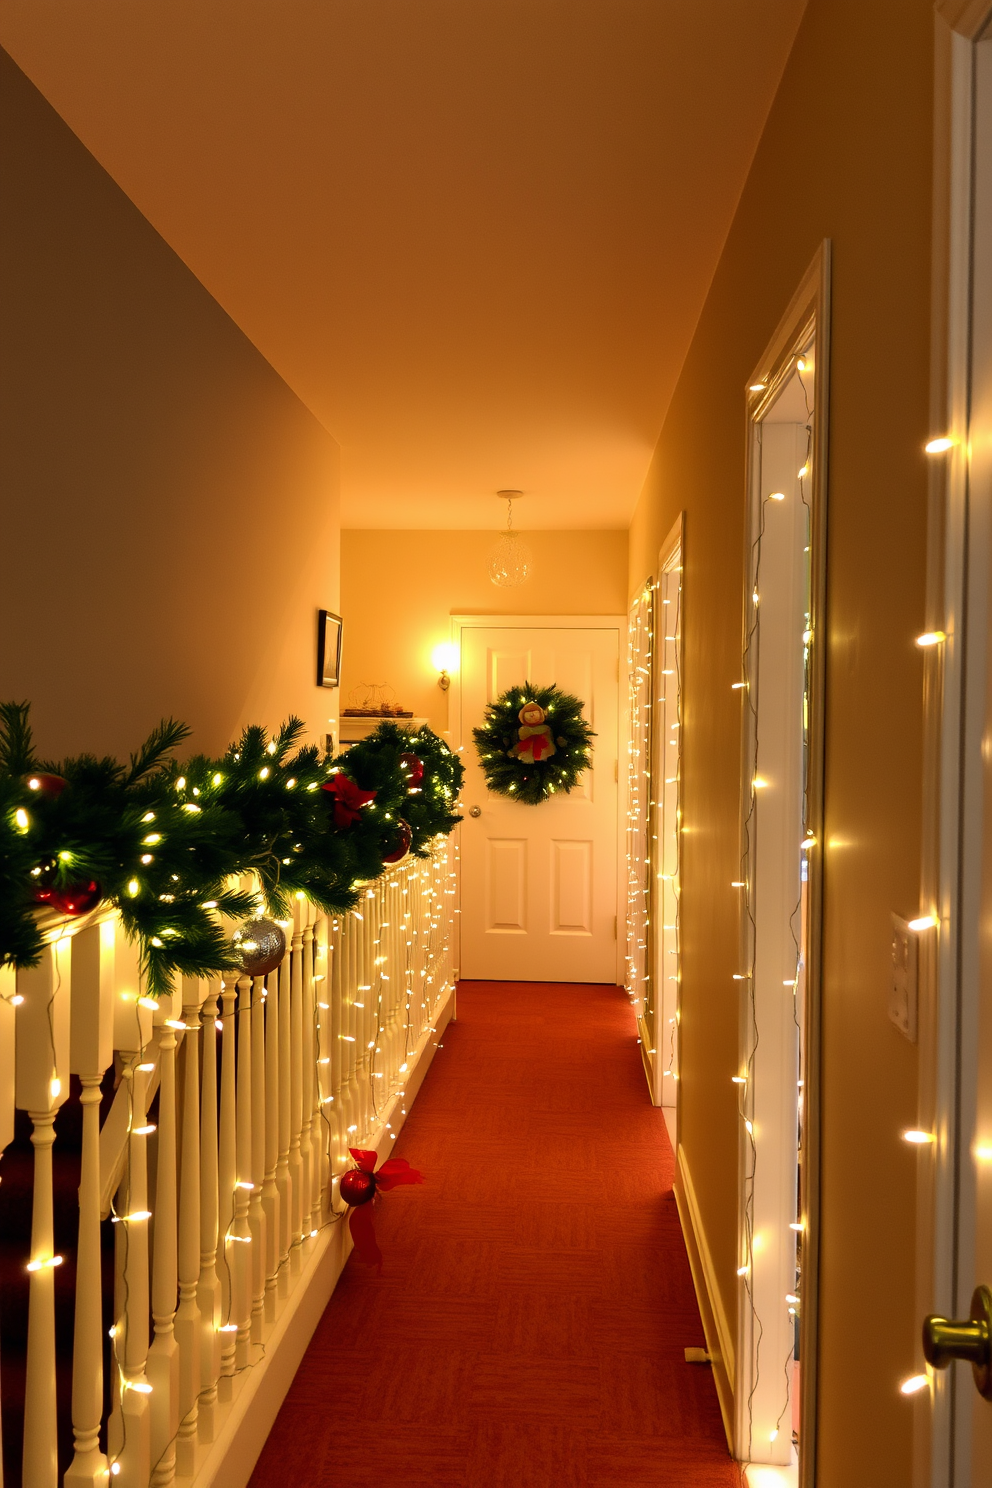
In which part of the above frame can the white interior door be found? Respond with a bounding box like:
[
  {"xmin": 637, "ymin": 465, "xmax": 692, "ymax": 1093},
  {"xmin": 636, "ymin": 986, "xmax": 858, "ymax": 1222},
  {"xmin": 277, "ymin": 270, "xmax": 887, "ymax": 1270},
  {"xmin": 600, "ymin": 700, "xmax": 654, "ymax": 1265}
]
[
  {"xmin": 457, "ymin": 621, "xmax": 620, "ymax": 983},
  {"xmin": 944, "ymin": 30, "xmax": 992, "ymax": 1481}
]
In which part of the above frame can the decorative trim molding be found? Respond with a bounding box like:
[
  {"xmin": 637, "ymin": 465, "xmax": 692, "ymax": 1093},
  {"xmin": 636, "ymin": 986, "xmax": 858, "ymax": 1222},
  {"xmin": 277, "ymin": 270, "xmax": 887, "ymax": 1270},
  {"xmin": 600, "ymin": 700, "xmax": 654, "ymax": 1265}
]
[
  {"xmin": 935, "ymin": 0, "xmax": 991, "ymax": 40},
  {"xmin": 674, "ymin": 1143, "xmax": 736, "ymax": 1453}
]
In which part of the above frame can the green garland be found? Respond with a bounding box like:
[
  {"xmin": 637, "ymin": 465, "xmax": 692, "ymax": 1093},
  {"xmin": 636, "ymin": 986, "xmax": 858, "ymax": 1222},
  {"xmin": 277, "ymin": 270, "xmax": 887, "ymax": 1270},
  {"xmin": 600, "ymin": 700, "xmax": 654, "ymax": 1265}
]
[
  {"xmin": 472, "ymin": 683, "xmax": 594, "ymax": 806},
  {"xmin": 0, "ymin": 703, "xmax": 463, "ymax": 996}
]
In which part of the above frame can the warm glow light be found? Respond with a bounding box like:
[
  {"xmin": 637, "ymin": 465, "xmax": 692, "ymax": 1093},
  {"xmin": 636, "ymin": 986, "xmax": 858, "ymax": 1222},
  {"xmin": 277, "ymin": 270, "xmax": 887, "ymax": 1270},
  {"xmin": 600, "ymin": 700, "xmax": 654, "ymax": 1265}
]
[
  {"xmin": 908, "ymin": 915, "xmax": 938, "ymax": 932},
  {"xmin": 431, "ymin": 642, "xmax": 459, "ymax": 675},
  {"xmin": 901, "ymin": 1373, "xmax": 930, "ymax": 1395},
  {"xmin": 752, "ymin": 777, "xmax": 769, "ymax": 790},
  {"xmin": 769, "ymin": 491, "xmax": 786, "ymax": 502},
  {"xmin": 916, "ymin": 631, "xmax": 946, "ymax": 648},
  {"xmin": 903, "ymin": 1130, "xmax": 935, "ymax": 1145},
  {"xmin": 925, "ymin": 437, "xmax": 955, "ymax": 454}
]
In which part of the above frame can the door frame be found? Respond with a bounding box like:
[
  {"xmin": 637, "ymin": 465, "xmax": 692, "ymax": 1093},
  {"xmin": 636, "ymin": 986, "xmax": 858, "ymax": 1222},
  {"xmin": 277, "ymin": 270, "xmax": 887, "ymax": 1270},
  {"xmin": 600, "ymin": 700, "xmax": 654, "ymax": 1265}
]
[
  {"xmin": 448, "ymin": 613, "xmax": 627, "ymax": 986},
  {"xmin": 918, "ymin": 8, "xmax": 992, "ymax": 1484},
  {"xmin": 737, "ymin": 242, "xmax": 831, "ymax": 1478}
]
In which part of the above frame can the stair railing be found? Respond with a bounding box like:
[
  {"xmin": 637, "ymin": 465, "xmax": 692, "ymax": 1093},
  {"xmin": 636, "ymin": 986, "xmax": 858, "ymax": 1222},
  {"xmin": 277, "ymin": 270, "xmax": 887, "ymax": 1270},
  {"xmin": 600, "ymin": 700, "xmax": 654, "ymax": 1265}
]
[{"xmin": 0, "ymin": 840, "xmax": 455, "ymax": 1488}]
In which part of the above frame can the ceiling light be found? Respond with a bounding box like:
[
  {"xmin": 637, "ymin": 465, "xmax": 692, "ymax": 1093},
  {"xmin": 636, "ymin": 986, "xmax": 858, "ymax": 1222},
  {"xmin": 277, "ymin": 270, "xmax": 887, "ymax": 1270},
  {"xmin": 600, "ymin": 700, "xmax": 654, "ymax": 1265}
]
[{"xmin": 488, "ymin": 490, "xmax": 531, "ymax": 588}]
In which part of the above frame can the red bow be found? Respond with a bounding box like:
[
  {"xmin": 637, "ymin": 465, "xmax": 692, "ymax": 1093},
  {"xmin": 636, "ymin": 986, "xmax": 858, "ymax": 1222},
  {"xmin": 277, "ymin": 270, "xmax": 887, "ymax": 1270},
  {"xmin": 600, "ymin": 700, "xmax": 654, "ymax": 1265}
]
[
  {"xmin": 322, "ymin": 772, "xmax": 377, "ymax": 827},
  {"xmin": 341, "ymin": 1147, "xmax": 423, "ymax": 1271}
]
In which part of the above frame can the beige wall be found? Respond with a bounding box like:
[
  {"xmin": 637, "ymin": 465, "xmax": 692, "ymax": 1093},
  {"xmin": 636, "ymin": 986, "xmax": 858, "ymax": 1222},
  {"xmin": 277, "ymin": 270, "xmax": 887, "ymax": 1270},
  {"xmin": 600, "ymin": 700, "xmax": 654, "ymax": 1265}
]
[
  {"xmin": 627, "ymin": 0, "xmax": 932, "ymax": 1480},
  {"xmin": 340, "ymin": 529, "xmax": 627, "ymax": 736},
  {"xmin": 0, "ymin": 49, "xmax": 340, "ymax": 763}
]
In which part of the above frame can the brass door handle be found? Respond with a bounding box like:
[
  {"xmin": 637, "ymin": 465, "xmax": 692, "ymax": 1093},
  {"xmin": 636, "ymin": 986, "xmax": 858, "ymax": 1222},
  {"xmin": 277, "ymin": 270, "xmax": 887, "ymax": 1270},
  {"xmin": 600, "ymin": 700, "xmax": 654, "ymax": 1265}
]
[
  {"xmin": 923, "ymin": 1285, "xmax": 992, "ymax": 1399},
  {"xmin": 468, "ymin": 806, "xmax": 482, "ymax": 818}
]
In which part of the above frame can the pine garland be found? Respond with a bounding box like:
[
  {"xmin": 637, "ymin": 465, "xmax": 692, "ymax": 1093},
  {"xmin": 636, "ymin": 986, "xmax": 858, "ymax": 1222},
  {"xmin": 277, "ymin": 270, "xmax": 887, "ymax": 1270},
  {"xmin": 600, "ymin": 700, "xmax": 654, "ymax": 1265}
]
[
  {"xmin": 472, "ymin": 683, "xmax": 594, "ymax": 806},
  {"xmin": 0, "ymin": 703, "xmax": 463, "ymax": 996}
]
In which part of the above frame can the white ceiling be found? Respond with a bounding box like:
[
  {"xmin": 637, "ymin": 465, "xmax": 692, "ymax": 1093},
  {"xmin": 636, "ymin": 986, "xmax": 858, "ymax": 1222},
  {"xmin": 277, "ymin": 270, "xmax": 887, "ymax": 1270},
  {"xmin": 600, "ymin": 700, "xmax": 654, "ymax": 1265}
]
[{"xmin": 1, "ymin": 1, "xmax": 807, "ymax": 529}]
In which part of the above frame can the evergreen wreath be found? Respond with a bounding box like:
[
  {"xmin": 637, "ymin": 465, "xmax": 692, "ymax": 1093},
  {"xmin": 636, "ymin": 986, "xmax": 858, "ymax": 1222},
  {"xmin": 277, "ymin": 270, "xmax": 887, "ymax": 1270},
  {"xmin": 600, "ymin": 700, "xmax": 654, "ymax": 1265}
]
[
  {"xmin": 0, "ymin": 703, "xmax": 462, "ymax": 997},
  {"xmin": 472, "ymin": 683, "xmax": 594, "ymax": 806}
]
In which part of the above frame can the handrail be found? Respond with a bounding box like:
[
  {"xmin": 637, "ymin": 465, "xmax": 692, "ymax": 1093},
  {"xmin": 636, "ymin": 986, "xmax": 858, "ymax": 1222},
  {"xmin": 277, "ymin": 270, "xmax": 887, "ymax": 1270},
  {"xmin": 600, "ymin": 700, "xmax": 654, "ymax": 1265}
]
[{"xmin": 0, "ymin": 839, "xmax": 456, "ymax": 1487}]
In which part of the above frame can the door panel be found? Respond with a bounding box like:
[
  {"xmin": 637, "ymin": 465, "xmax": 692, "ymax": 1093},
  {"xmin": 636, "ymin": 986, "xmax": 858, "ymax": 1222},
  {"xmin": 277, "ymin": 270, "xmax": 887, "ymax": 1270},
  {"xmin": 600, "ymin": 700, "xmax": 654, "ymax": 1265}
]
[
  {"xmin": 459, "ymin": 623, "xmax": 620, "ymax": 982},
  {"xmin": 485, "ymin": 839, "xmax": 527, "ymax": 932}
]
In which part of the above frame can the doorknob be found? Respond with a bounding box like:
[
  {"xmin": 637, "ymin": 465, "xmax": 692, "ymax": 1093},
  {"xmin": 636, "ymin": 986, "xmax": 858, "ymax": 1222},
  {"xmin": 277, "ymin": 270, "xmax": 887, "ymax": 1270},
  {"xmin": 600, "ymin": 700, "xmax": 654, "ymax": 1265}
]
[
  {"xmin": 468, "ymin": 806, "xmax": 482, "ymax": 818},
  {"xmin": 923, "ymin": 1285, "xmax": 992, "ymax": 1399}
]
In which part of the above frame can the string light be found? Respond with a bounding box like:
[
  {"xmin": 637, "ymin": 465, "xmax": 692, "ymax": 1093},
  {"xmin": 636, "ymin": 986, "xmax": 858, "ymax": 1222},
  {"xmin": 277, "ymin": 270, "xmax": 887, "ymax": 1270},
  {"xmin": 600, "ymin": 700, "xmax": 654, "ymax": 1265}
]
[
  {"xmin": 903, "ymin": 1130, "xmax": 935, "ymax": 1144},
  {"xmin": 900, "ymin": 1373, "xmax": 930, "ymax": 1395},
  {"xmin": 924, "ymin": 436, "xmax": 955, "ymax": 454},
  {"xmin": 916, "ymin": 631, "xmax": 946, "ymax": 647},
  {"xmin": 908, "ymin": 914, "xmax": 938, "ymax": 932}
]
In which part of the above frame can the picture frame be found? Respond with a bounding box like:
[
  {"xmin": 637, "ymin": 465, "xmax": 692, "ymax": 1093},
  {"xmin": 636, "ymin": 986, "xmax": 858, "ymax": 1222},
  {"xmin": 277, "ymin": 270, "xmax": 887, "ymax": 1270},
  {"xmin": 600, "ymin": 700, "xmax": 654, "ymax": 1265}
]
[{"xmin": 317, "ymin": 609, "xmax": 343, "ymax": 689}]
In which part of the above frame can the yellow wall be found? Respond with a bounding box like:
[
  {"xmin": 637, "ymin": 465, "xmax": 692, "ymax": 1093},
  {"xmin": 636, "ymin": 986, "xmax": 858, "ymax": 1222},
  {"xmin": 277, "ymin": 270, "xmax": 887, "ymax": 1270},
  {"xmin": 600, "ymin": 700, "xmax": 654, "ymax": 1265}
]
[
  {"xmin": 627, "ymin": 0, "xmax": 932, "ymax": 1479},
  {"xmin": 340, "ymin": 529, "xmax": 628, "ymax": 736},
  {"xmin": 0, "ymin": 50, "xmax": 340, "ymax": 762}
]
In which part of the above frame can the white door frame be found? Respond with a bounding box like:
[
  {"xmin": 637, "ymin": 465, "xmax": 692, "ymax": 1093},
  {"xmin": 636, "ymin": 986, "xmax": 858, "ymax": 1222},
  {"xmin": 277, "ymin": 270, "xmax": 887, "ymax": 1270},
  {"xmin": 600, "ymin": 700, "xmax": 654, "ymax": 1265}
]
[
  {"xmin": 737, "ymin": 244, "xmax": 830, "ymax": 1479},
  {"xmin": 448, "ymin": 613, "xmax": 627, "ymax": 987},
  {"xmin": 918, "ymin": 8, "xmax": 992, "ymax": 1484},
  {"xmin": 652, "ymin": 518, "xmax": 685, "ymax": 1122}
]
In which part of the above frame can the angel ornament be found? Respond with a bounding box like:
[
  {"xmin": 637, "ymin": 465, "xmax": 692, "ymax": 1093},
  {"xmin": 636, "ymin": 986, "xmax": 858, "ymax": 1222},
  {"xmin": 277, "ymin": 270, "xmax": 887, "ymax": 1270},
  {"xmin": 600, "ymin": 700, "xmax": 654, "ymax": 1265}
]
[{"xmin": 509, "ymin": 701, "xmax": 557, "ymax": 764}]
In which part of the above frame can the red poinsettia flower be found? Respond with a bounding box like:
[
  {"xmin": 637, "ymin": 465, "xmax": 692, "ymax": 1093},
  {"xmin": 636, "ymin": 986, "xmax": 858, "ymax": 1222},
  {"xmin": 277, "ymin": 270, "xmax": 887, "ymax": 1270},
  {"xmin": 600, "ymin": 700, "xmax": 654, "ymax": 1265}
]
[
  {"xmin": 339, "ymin": 1147, "xmax": 423, "ymax": 1271},
  {"xmin": 322, "ymin": 772, "xmax": 377, "ymax": 827}
]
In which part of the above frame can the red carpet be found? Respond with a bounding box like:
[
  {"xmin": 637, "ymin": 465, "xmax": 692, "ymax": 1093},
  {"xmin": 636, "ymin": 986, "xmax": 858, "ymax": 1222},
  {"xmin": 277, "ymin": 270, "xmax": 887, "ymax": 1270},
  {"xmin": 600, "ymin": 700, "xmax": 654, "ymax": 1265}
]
[{"xmin": 250, "ymin": 982, "xmax": 738, "ymax": 1487}]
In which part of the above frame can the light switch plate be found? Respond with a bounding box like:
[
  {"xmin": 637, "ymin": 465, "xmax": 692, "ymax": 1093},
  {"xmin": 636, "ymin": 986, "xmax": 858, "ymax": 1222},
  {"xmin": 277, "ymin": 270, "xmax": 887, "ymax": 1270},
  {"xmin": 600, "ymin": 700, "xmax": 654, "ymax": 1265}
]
[{"xmin": 890, "ymin": 913, "xmax": 918, "ymax": 1042}]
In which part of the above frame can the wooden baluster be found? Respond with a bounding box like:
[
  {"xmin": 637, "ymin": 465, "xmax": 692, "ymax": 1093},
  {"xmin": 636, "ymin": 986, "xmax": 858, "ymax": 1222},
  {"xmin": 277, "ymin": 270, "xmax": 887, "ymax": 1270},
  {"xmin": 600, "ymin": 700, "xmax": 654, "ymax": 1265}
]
[
  {"xmin": 289, "ymin": 910, "xmax": 305, "ymax": 1263},
  {"xmin": 109, "ymin": 1056, "xmax": 153, "ymax": 1486},
  {"xmin": 350, "ymin": 914, "xmax": 363, "ymax": 1143},
  {"xmin": 148, "ymin": 1020, "xmax": 179, "ymax": 1485},
  {"xmin": 263, "ymin": 959, "xmax": 282, "ymax": 1320},
  {"xmin": 65, "ymin": 921, "xmax": 113, "ymax": 1488},
  {"xmin": 174, "ymin": 987, "xmax": 203, "ymax": 1474},
  {"xmin": 17, "ymin": 936, "xmax": 71, "ymax": 1488},
  {"xmin": 276, "ymin": 952, "xmax": 292, "ymax": 1296},
  {"xmin": 299, "ymin": 911, "xmax": 315, "ymax": 1242},
  {"xmin": 196, "ymin": 987, "xmax": 222, "ymax": 1442},
  {"xmin": 328, "ymin": 920, "xmax": 345, "ymax": 1189},
  {"xmin": 312, "ymin": 915, "xmax": 331, "ymax": 1228},
  {"xmin": 217, "ymin": 974, "xmax": 238, "ymax": 1398},
  {"xmin": 249, "ymin": 975, "xmax": 266, "ymax": 1341},
  {"xmin": 233, "ymin": 971, "xmax": 254, "ymax": 1369}
]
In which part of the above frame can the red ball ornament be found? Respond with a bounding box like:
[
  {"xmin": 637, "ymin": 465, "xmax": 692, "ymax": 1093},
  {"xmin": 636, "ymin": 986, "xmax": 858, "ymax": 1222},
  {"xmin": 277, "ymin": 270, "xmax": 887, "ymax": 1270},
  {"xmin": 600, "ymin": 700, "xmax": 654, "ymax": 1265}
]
[
  {"xmin": 399, "ymin": 753, "xmax": 424, "ymax": 787},
  {"xmin": 24, "ymin": 773, "xmax": 68, "ymax": 799},
  {"xmin": 339, "ymin": 1169, "xmax": 376, "ymax": 1207},
  {"xmin": 382, "ymin": 819, "xmax": 412, "ymax": 865},
  {"xmin": 33, "ymin": 860, "xmax": 102, "ymax": 917}
]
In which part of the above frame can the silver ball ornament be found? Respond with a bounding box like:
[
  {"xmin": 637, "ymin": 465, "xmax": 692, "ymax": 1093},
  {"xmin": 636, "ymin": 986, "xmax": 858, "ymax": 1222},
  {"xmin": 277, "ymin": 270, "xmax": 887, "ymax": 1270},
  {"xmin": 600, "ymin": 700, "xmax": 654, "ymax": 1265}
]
[{"xmin": 232, "ymin": 917, "xmax": 286, "ymax": 977}]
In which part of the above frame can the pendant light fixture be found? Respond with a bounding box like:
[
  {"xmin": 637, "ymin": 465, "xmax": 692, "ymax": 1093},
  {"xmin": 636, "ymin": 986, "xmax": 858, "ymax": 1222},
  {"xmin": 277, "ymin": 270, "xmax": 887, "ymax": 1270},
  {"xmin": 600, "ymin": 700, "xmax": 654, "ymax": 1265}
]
[{"xmin": 488, "ymin": 490, "xmax": 532, "ymax": 588}]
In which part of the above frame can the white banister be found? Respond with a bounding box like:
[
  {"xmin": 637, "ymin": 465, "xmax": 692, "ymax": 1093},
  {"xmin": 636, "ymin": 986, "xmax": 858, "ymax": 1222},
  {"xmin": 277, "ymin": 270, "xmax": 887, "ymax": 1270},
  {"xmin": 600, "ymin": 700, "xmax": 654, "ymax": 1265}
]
[
  {"xmin": 248, "ymin": 974, "xmax": 266, "ymax": 1342},
  {"xmin": 5, "ymin": 842, "xmax": 455, "ymax": 1487},
  {"xmin": 232, "ymin": 972, "xmax": 254, "ymax": 1372},
  {"xmin": 196, "ymin": 986, "xmax": 221, "ymax": 1443},
  {"xmin": 216, "ymin": 975, "xmax": 237, "ymax": 1397},
  {"xmin": 17, "ymin": 934, "xmax": 71, "ymax": 1488},
  {"xmin": 148, "ymin": 1020, "xmax": 179, "ymax": 1486},
  {"xmin": 174, "ymin": 984, "xmax": 203, "ymax": 1474},
  {"xmin": 66, "ymin": 920, "xmax": 113, "ymax": 1488},
  {"xmin": 262, "ymin": 961, "xmax": 281, "ymax": 1320}
]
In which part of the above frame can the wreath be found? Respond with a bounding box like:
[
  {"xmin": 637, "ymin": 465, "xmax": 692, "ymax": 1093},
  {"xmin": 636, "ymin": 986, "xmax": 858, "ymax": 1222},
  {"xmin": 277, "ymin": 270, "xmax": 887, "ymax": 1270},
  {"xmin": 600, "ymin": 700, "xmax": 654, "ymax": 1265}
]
[{"xmin": 473, "ymin": 683, "xmax": 594, "ymax": 805}]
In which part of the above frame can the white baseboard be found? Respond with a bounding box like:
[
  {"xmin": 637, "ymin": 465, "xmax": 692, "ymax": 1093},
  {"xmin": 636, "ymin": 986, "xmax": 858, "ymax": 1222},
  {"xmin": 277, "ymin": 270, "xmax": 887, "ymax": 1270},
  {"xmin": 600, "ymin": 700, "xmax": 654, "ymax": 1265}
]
[
  {"xmin": 673, "ymin": 1143, "xmax": 736, "ymax": 1453},
  {"xmin": 184, "ymin": 982, "xmax": 456, "ymax": 1488}
]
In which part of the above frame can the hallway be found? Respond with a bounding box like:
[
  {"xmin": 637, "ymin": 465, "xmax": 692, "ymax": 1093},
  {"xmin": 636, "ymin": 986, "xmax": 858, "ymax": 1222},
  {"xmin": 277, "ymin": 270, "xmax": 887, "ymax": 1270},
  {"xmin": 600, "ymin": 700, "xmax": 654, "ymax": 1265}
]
[{"xmin": 250, "ymin": 982, "xmax": 736, "ymax": 1488}]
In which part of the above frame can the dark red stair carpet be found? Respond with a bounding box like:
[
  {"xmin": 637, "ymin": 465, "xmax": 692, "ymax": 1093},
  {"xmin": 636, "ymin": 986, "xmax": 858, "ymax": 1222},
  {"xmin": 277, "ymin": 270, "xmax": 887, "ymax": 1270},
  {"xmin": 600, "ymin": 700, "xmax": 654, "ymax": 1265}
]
[{"xmin": 250, "ymin": 981, "xmax": 738, "ymax": 1488}]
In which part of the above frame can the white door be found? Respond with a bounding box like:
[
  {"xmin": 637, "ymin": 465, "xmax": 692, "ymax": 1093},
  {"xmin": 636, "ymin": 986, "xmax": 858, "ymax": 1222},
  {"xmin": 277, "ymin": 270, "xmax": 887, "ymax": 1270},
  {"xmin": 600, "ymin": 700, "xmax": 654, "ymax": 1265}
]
[
  {"xmin": 457, "ymin": 621, "xmax": 620, "ymax": 983},
  {"xmin": 921, "ymin": 27, "xmax": 992, "ymax": 1483}
]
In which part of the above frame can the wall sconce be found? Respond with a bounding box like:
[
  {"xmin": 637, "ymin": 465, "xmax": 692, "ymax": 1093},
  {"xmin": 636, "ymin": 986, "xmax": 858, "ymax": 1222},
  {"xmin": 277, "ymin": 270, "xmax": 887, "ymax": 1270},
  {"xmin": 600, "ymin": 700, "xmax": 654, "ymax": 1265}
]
[{"xmin": 431, "ymin": 642, "xmax": 459, "ymax": 692}]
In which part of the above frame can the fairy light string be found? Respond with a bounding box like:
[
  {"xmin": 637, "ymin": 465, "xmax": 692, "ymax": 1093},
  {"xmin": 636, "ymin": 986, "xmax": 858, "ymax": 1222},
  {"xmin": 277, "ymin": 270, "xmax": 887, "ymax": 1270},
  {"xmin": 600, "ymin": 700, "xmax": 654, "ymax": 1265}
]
[{"xmin": 738, "ymin": 346, "xmax": 816, "ymax": 1460}]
